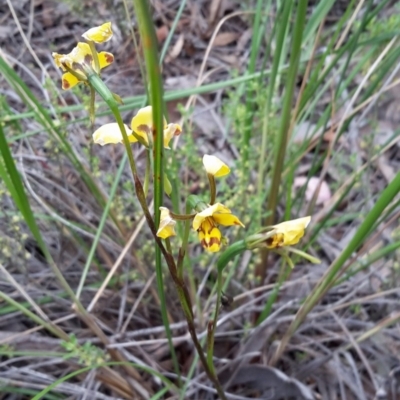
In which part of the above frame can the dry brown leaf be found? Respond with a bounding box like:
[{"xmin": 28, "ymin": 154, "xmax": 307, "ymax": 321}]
[
  {"xmin": 217, "ymin": 54, "xmax": 239, "ymax": 65},
  {"xmin": 208, "ymin": 0, "xmax": 223, "ymax": 25},
  {"xmin": 213, "ymin": 32, "xmax": 240, "ymax": 47},
  {"xmin": 294, "ymin": 176, "xmax": 332, "ymax": 205},
  {"xmin": 156, "ymin": 26, "xmax": 169, "ymax": 43},
  {"xmin": 166, "ymin": 34, "xmax": 184, "ymax": 62}
]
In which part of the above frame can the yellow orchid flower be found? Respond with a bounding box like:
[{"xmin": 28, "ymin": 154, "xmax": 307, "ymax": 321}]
[
  {"xmin": 193, "ymin": 203, "xmax": 244, "ymax": 252},
  {"xmin": 130, "ymin": 106, "xmax": 164, "ymax": 138},
  {"xmin": 198, "ymin": 219, "xmax": 222, "ymax": 252},
  {"xmin": 92, "ymin": 106, "xmax": 182, "ymax": 148},
  {"xmin": 265, "ymin": 216, "xmax": 311, "ymax": 248},
  {"xmin": 82, "ymin": 22, "xmax": 113, "ymax": 43},
  {"xmin": 203, "ymin": 155, "xmax": 230, "ymax": 177},
  {"xmin": 52, "ymin": 42, "xmax": 114, "ymax": 90},
  {"xmin": 131, "ymin": 106, "xmax": 182, "ymax": 148},
  {"xmin": 163, "ymin": 123, "xmax": 182, "ymax": 149},
  {"xmin": 92, "ymin": 123, "xmax": 137, "ymax": 145},
  {"xmin": 156, "ymin": 207, "xmax": 177, "ymax": 239}
]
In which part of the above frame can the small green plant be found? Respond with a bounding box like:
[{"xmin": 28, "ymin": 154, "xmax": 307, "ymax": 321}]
[{"xmin": 61, "ymin": 334, "xmax": 107, "ymax": 367}]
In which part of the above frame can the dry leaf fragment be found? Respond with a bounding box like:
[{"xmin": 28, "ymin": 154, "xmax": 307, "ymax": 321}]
[
  {"xmin": 156, "ymin": 26, "xmax": 169, "ymax": 43},
  {"xmin": 213, "ymin": 32, "xmax": 240, "ymax": 47},
  {"xmin": 166, "ymin": 34, "xmax": 184, "ymax": 62},
  {"xmin": 294, "ymin": 176, "xmax": 332, "ymax": 205},
  {"xmin": 208, "ymin": 0, "xmax": 223, "ymax": 25}
]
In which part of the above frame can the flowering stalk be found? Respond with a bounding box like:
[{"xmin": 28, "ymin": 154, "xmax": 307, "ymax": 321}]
[
  {"xmin": 51, "ymin": 21, "xmax": 232, "ymax": 397},
  {"xmin": 204, "ymin": 155, "xmax": 230, "ymax": 205},
  {"xmin": 51, "ymin": 19, "xmax": 323, "ymax": 399},
  {"xmin": 89, "ymin": 73, "xmax": 224, "ymax": 394},
  {"xmin": 208, "ymin": 174, "xmax": 217, "ymax": 205},
  {"xmin": 176, "ymin": 202, "xmax": 195, "ymax": 281},
  {"xmin": 76, "ymin": 12, "xmax": 229, "ymax": 398},
  {"xmin": 283, "ymin": 246, "xmax": 321, "ymax": 264},
  {"xmin": 144, "ymin": 150, "xmax": 151, "ymax": 196},
  {"xmin": 89, "ymin": 86, "xmax": 96, "ymax": 124},
  {"xmin": 90, "ymin": 76, "xmax": 207, "ymax": 388}
]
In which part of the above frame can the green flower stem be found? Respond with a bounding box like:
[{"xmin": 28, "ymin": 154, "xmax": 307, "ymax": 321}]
[
  {"xmin": 144, "ymin": 150, "xmax": 151, "ymax": 196},
  {"xmin": 217, "ymin": 241, "xmax": 248, "ymax": 274},
  {"xmin": 165, "ymin": 237, "xmax": 173, "ymax": 254},
  {"xmin": 87, "ymin": 41, "xmax": 101, "ymax": 74},
  {"xmin": 285, "ymin": 247, "xmax": 321, "ymax": 264},
  {"xmin": 163, "ymin": 246, "xmax": 228, "ymax": 399},
  {"xmin": 173, "ymin": 205, "xmax": 228, "ymax": 398},
  {"xmin": 206, "ymin": 240, "xmax": 248, "ymax": 373},
  {"xmin": 128, "ymin": 129, "xmax": 148, "ymax": 147},
  {"xmin": 174, "ymin": 284, "xmax": 229, "ymax": 400},
  {"xmin": 62, "ymin": 63, "xmax": 87, "ymax": 82},
  {"xmin": 245, "ymin": 230, "xmax": 276, "ymax": 249},
  {"xmin": 187, "ymin": 194, "xmax": 208, "ymax": 212},
  {"xmin": 207, "ymin": 268, "xmax": 222, "ymax": 373},
  {"xmin": 176, "ymin": 248, "xmax": 185, "ymax": 282},
  {"xmin": 278, "ymin": 251, "xmax": 295, "ymax": 269},
  {"xmin": 89, "ymin": 86, "xmax": 96, "ymax": 125},
  {"xmin": 208, "ymin": 174, "xmax": 217, "ymax": 205},
  {"xmin": 177, "ymin": 202, "xmax": 194, "ymax": 280},
  {"xmin": 169, "ymin": 211, "xmax": 197, "ymax": 221},
  {"xmin": 206, "ymin": 319, "xmax": 215, "ymax": 371}
]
